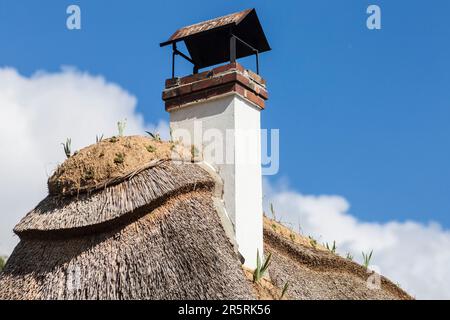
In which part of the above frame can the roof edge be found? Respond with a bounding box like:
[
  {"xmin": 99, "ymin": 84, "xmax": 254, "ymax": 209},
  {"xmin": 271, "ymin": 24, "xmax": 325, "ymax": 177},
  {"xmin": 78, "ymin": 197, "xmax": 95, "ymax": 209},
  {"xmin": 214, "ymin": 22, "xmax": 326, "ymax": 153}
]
[
  {"xmin": 15, "ymin": 162, "xmax": 216, "ymax": 240},
  {"xmin": 160, "ymin": 8, "xmax": 254, "ymax": 47},
  {"xmin": 263, "ymin": 218, "xmax": 413, "ymax": 300}
]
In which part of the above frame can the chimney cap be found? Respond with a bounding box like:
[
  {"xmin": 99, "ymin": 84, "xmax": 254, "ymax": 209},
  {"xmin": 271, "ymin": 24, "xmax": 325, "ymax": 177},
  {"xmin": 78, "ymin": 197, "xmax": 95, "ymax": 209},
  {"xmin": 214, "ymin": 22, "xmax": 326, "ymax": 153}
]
[{"xmin": 160, "ymin": 9, "xmax": 271, "ymax": 71}]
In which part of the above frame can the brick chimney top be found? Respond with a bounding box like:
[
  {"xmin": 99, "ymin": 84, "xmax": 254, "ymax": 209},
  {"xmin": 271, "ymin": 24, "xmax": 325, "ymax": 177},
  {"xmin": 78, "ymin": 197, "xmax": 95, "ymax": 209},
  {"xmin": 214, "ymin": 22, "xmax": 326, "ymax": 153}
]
[{"xmin": 162, "ymin": 62, "xmax": 268, "ymax": 112}]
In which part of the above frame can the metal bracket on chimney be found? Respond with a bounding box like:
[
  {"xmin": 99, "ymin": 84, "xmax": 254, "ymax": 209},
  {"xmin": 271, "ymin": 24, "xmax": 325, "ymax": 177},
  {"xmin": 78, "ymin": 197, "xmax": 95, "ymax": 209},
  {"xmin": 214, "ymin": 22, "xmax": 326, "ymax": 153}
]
[
  {"xmin": 171, "ymin": 43, "xmax": 199, "ymax": 78},
  {"xmin": 229, "ymin": 33, "xmax": 260, "ymax": 75},
  {"xmin": 171, "ymin": 32, "xmax": 260, "ymax": 79}
]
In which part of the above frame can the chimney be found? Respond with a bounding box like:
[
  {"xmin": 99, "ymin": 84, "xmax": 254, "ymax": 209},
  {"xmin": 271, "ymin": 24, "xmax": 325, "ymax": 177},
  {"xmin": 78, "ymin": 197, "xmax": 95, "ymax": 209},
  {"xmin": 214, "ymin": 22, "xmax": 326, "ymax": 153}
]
[{"xmin": 160, "ymin": 9, "xmax": 271, "ymax": 268}]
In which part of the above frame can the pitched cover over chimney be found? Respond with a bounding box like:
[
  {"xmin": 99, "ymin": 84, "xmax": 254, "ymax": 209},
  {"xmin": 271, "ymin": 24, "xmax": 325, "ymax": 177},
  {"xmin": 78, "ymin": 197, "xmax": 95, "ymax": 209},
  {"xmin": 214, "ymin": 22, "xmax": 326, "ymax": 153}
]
[{"xmin": 160, "ymin": 9, "xmax": 270, "ymax": 268}]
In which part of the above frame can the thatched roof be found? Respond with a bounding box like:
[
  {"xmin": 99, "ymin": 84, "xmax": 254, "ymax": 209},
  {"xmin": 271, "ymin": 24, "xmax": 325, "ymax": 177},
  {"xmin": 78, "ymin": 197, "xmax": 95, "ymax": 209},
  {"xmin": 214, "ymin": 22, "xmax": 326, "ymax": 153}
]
[
  {"xmin": 261, "ymin": 219, "xmax": 412, "ymax": 300},
  {"xmin": 15, "ymin": 161, "xmax": 213, "ymax": 238},
  {"xmin": 0, "ymin": 138, "xmax": 252, "ymax": 299},
  {"xmin": 0, "ymin": 136, "xmax": 412, "ymax": 300}
]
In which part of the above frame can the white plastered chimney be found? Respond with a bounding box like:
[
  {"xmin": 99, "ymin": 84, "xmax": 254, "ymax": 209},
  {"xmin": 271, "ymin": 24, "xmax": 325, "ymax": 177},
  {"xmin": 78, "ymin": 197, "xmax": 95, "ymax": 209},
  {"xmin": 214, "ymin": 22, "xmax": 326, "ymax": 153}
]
[{"xmin": 162, "ymin": 63, "xmax": 268, "ymax": 268}]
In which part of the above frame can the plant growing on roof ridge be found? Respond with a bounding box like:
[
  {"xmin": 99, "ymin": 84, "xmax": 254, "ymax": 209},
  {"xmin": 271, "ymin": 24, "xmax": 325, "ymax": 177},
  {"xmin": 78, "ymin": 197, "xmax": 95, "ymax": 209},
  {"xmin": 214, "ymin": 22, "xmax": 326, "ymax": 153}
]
[
  {"xmin": 146, "ymin": 145, "xmax": 156, "ymax": 153},
  {"xmin": 117, "ymin": 119, "xmax": 127, "ymax": 137},
  {"xmin": 280, "ymin": 282, "xmax": 289, "ymax": 300},
  {"xmin": 84, "ymin": 168, "xmax": 95, "ymax": 181},
  {"xmin": 253, "ymin": 250, "xmax": 272, "ymax": 283},
  {"xmin": 146, "ymin": 131, "xmax": 161, "ymax": 141},
  {"xmin": 114, "ymin": 152, "xmax": 125, "ymax": 164},
  {"xmin": 289, "ymin": 233, "xmax": 296, "ymax": 242},
  {"xmin": 297, "ymin": 222, "xmax": 302, "ymax": 235},
  {"xmin": 269, "ymin": 202, "xmax": 282, "ymax": 223},
  {"xmin": 325, "ymin": 241, "xmax": 337, "ymax": 254},
  {"xmin": 0, "ymin": 256, "xmax": 7, "ymax": 272},
  {"xmin": 308, "ymin": 236, "xmax": 317, "ymax": 249},
  {"xmin": 190, "ymin": 144, "xmax": 199, "ymax": 160},
  {"xmin": 61, "ymin": 138, "xmax": 72, "ymax": 159},
  {"xmin": 270, "ymin": 203, "xmax": 275, "ymax": 220},
  {"xmin": 362, "ymin": 250, "xmax": 373, "ymax": 268},
  {"xmin": 96, "ymin": 134, "xmax": 104, "ymax": 143},
  {"xmin": 346, "ymin": 252, "xmax": 354, "ymax": 261}
]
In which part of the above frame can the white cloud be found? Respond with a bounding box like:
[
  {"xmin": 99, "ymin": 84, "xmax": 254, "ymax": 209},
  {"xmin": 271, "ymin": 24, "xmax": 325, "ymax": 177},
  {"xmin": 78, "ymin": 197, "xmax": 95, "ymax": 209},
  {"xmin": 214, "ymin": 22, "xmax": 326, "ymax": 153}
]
[
  {"xmin": 263, "ymin": 179, "xmax": 450, "ymax": 300},
  {"xmin": 0, "ymin": 67, "xmax": 169, "ymax": 255}
]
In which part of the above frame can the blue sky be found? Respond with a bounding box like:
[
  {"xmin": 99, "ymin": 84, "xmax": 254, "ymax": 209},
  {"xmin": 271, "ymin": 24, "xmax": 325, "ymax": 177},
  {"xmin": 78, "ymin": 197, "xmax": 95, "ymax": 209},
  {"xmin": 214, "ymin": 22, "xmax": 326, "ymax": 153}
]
[{"xmin": 1, "ymin": 0, "xmax": 449, "ymax": 228}]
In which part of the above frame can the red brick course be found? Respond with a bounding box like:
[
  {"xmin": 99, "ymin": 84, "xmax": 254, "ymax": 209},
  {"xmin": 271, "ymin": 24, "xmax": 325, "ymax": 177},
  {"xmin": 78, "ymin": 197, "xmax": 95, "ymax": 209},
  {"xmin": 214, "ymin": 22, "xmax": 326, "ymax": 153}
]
[{"xmin": 162, "ymin": 63, "xmax": 268, "ymax": 111}]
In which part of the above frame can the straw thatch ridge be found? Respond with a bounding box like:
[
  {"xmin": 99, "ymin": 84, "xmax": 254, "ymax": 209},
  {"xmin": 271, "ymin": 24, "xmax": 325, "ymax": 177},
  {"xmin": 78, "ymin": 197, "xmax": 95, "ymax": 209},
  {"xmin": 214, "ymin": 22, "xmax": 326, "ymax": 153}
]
[
  {"xmin": 14, "ymin": 161, "xmax": 214, "ymax": 239},
  {"xmin": 0, "ymin": 190, "xmax": 253, "ymax": 300},
  {"xmin": 47, "ymin": 136, "xmax": 175, "ymax": 196},
  {"xmin": 51, "ymin": 159, "xmax": 166, "ymax": 197},
  {"xmin": 263, "ymin": 220, "xmax": 413, "ymax": 300}
]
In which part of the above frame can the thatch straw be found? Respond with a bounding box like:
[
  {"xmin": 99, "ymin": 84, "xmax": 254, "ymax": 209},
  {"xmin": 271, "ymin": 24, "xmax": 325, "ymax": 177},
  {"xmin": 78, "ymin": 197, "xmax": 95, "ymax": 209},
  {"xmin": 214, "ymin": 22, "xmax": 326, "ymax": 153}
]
[
  {"xmin": 48, "ymin": 136, "xmax": 177, "ymax": 196},
  {"xmin": 15, "ymin": 161, "xmax": 213, "ymax": 238},
  {"xmin": 0, "ymin": 160, "xmax": 253, "ymax": 299},
  {"xmin": 262, "ymin": 219, "xmax": 412, "ymax": 300},
  {"xmin": 52, "ymin": 159, "xmax": 167, "ymax": 197}
]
